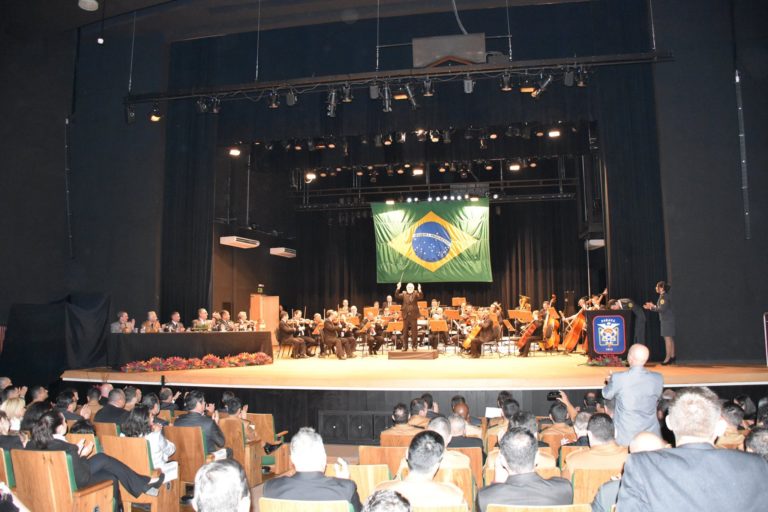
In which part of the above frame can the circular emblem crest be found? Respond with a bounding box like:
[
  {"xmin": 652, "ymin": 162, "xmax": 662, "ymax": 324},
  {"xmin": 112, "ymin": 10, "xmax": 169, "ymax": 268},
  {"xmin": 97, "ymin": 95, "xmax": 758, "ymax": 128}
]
[{"xmin": 412, "ymin": 222, "xmax": 451, "ymax": 262}]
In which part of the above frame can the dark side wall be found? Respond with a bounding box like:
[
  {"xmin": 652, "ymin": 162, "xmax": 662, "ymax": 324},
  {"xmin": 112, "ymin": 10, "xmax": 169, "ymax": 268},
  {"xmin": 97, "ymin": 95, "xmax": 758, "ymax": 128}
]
[{"xmin": 653, "ymin": 0, "xmax": 768, "ymax": 362}]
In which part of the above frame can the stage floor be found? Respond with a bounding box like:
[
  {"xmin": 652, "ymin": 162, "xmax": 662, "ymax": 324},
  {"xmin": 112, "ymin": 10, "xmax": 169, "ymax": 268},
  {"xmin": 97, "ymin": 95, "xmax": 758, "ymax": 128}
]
[{"xmin": 61, "ymin": 351, "xmax": 768, "ymax": 391}]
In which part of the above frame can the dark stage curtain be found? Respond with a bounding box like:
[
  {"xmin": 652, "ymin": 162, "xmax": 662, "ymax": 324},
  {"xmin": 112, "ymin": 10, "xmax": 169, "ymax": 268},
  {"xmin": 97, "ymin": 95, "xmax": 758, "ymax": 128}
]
[
  {"xmin": 295, "ymin": 201, "xmax": 586, "ymax": 314},
  {"xmin": 160, "ymin": 40, "xmax": 220, "ymax": 323}
]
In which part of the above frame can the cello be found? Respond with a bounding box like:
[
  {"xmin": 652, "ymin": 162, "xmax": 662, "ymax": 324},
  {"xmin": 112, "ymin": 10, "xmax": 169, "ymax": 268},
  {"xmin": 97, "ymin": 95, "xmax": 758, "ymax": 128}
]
[
  {"xmin": 516, "ymin": 319, "xmax": 538, "ymax": 350},
  {"xmin": 562, "ymin": 288, "xmax": 607, "ymax": 352},
  {"xmin": 543, "ymin": 294, "xmax": 561, "ymax": 351}
]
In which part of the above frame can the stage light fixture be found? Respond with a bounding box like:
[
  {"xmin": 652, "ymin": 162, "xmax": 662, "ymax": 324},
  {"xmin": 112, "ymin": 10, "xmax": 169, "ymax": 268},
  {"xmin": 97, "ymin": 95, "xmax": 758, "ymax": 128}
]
[
  {"xmin": 355, "ymin": 169, "xmax": 365, "ymax": 176},
  {"xmin": 438, "ymin": 165, "xmax": 446, "ymax": 173},
  {"xmin": 460, "ymin": 170, "xmax": 469, "ymax": 179},
  {"xmin": 484, "ymin": 162, "xmax": 494, "ymax": 171},
  {"xmin": 412, "ymin": 166, "xmax": 424, "ymax": 176},
  {"xmin": 381, "ymin": 84, "xmax": 393, "ymax": 112},
  {"xmin": 443, "ymin": 195, "xmax": 448, "ymax": 200},
  {"xmin": 374, "ymin": 134, "xmax": 383, "ymax": 147},
  {"xmin": 404, "ymin": 163, "xmax": 411, "ymax": 169},
  {"xmin": 329, "ymin": 170, "xmax": 337, "ymax": 177},
  {"xmin": 369, "ymin": 84, "xmax": 380, "ymax": 99},
  {"xmin": 294, "ymin": 141, "xmax": 303, "ymax": 151},
  {"xmin": 396, "ymin": 132, "xmax": 407, "ymax": 144},
  {"xmin": 285, "ymin": 90, "xmax": 298, "ymax": 106},
  {"xmin": 210, "ymin": 97, "xmax": 221, "ymax": 114},
  {"xmin": 531, "ymin": 75, "xmax": 552, "ymax": 99},
  {"xmin": 195, "ymin": 98, "xmax": 209, "ymax": 113},
  {"xmin": 548, "ymin": 129, "xmax": 561, "ymax": 138},
  {"xmin": 423, "ymin": 79, "xmax": 434, "ymax": 97},
  {"xmin": 393, "ymin": 89, "xmax": 408, "ymax": 100},
  {"xmin": 383, "ymin": 134, "xmax": 393, "ymax": 146},
  {"xmin": 406, "ymin": 197, "xmax": 413, "ymax": 203},
  {"xmin": 463, "ymin": 76, "xmax": 475, "ymax": 94},
  {"xmin": 386, "ymin": 166, "xmax": 394, "ymax": 176},
  {"xmin": 492, "ymin": 193, "xmax": 499, "ymax": 199},
  {"xmin": 429, "ymin": 130, "xmax": 440, "ymax": 143},
  {"xmin": 369, "ymin": 170, "xmax": 379, "ymax": 183},
  {"xmin": 535, "ymin": 129, "xmax": 545, "ymax": 137},
  {"xmin": 519, "ymin": 78, "xmax": 536, "ymax": 94},
  {"xmin": 124, "ymin": 104, "xmax": 136, "ymax": 124},
  {"xmin": 414, "ymin": 197, "xmax": 419, "ymax": 202},
  {"xmin": 404, "ymin": 84, "xmax": 418, "ymax": 109},
  {"xmin": 341, "ymin": 83, "xmax": 353, "ymax": 103},
  {"xmin": 319, "ymin": 171, "xmax": 327, "ymax": 178},
  {"xmin": 396, "ymin": 168, "xmax": 405, "ymax": 175},
  {"xmin": 385, "ymin": 199, "xmax": 395, "ymax": 205},
  {"xmin": 442, "ymin": 130, "xmax": 451, "ymax": 144},
  {"xmin": 450, "ymin": 196, "xmax": 456, "ymax": 201},
  {"xmin": 327, "ymin": 140, "xmax": 336, "ymax": 149},
  {"xmin": 528, "ymin": 159, "xmax": 538, "ymax": 168},
  {"xmin": 500, "ymin": 72, "xmax": 513, "ymax": 91},
  {"xmin": 489, "ymin": 131, "xmax": 498, "ymax": 140},
  {"xmin": 304, "ymin": 171, "xmax": 317, "ymax": 183},
  {"xmin": 78, "ymin": 0, "xmax": 99, "ymax": 12},
  {"xmin": 228, "ymin": 147, "xmax": 241, "ymax": 157},
  {"xmin": 564, "ymin": 70, "xmax": 575, "ymax": 87},
  {"xmin": 428, "ymin": 196, "xmax": 433, "ymax": 202},
  {"xmin": 508, "ymin": 160, "xmax": 522, "ymax": 172},
  {"xmin": 326, "ymin": 89, "xmax": 338, "ymax": 117},
  {"xmin": 436, "ymin": 197, "xmax": 441, "ymax": 202},
  {"xmin": 267, "ymin": 90, "xmax": 279, "ymax": 109},
  {"xmin": 470, "ymin": 196, "xmax": 479, "ymax": 202},
  {"xmin": 449, "ymin": 163, "xmax": 457, "ymax": 173},
  {"xmin": 479, "ymin": 136, "xmax": 488, "ymax": 150},
  {"xmin": 464, "ymin": 194, "xmax": 470, "ymax": 199},
  {"xmin": 576, "ymin": 68, "xmax": 588, "ymax": 87},
  {"xmin": 149, "ymin": 103, "xmax": 162, "ymax": 122}
]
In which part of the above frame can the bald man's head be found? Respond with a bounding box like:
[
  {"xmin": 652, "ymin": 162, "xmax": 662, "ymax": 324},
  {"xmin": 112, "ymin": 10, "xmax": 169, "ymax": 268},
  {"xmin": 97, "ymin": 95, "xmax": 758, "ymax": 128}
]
[
  {"xmin": 629, "ymin": 432, "xmax": 668, "ymax": 453},
  {"xmin": 454, "ymin": 402, "xmax": 469, "ymax": 420},
  {"xmin": 628, "ymin": 344, "xmax": 650, "ymax": 367}
]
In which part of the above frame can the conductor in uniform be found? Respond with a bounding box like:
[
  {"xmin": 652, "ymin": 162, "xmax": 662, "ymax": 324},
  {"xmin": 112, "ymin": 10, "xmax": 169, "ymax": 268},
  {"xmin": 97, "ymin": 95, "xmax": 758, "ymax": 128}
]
[
  {"xmin": 395, "ymin": 282, "xmax": 423, "ymax": 351},
  {"xmin": 644, "ymin": 281, "xmax": 676, "ymax": 365}
]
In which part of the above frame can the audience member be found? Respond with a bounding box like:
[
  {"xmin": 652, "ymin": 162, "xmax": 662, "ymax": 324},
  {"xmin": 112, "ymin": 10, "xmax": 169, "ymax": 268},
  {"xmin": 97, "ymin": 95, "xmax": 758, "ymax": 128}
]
[
  {"xmin": 656, "ymin": 388, "xmax": 676, "ymax": 445},
  {"xmin": 602, "ymin": 344, "xmax": 663, "ymax": 445},
  {"xmin": 407, "ymin": 398, "xmax": 429, "ymax": 428},
  {"xmin": 19, "ymin": 401, "xmax": 51, "ymax": 434},
  {"xmin": 421, "ymin": 393, "xmax": 439, "ymax": 419},
  {"xmin": 567, "ymin": 411, "xmax": 592, "ymax": 446},
  {"xmin": 225, "ymin": 397, "xmax": 281, "ymax": 454},
  {"xmin": 121, "ymin": 404, "xmax": 176, "ymax": 470},
  {"xmin": 484, "ymin": 412, "xmax": 556, "ymax": 483},
  {"xmin": 123, "ymin": 386, "xmax": 142, "ymax": 412},
  {"xmin": 0, "ymin": 377, "xmax": 11, "ymax": 390},
  {"xmin": 98, "ymin": 383, "xmax": 114, "ymax": 406},
  {"xmin": 745, "ymin": 426, "xmax": 768, "ymax": 461},
  {"xmin": 141, "ymin": 392, "xmax": 167, "ymax": 426},
  {"xmin": 539, "ymin": 402, "xmax": 576, "ymax": 444},
  {"xmin": 83, "ymin": 387, "xmax": 103, "ymax": 415},
  {"xmin": 26, "ymin": 410, "xmax": 163, "ymax": 500},
  {"xmin": 0, "ymin": 411, "xmax": 23, "ymax": 449},
  {"xmin": 28, "ymin": 385, "xmax": 48, "ymax": 404},
  {"xmin": 380, "ymin": 403, "xmax": 423, "ymax": 438},
  {"xmin": 263, "ymin": 427, "xmax": 362, "ymax": 511},
  {"xmin": 734, "ymin": 394, "xmax": 757, "ymax": 426},
  {"xmin": 487, "ymin": 391, "xmax": 513, "ymax": 428},
  {"xmin": 447, "ymin": 414, "xmax": 484, "ymax": 453},
  {"xmin": 173, "ymin": 390, "xmax": 226, "ymax": 455},
  {"xmin": 397, "ymin": 417, "xmax": 470, "ymax": 476},
  {"xmin": 477, "ymin": 427, "xmax": 572, "ymax": 511},
  {"xmin": 0, "ymin": 398, "xmax": 25, "ymax": 432},
  {"xmin": 485, "ymin": 398, "xmax": 521, "ymax": 451},
  {"xmin": 93, "ymin": 388, "xmax": 129, "ymax": 424},
  {"xmin": 192, "ymin": 460, "xmax": 250, "ymax": 512},
  {"xmin": 55, "ymin": 391, "xmax": 90, "ymax": 421},
  {"xmin": 376, "ymin": 430, "xmax": 466, "ymax": 509},
  {"xmin": 362, "ymin": 490, "xmax": 411, "ymax": 512},
  {"xmin": 219, "ymin": 391, "xmax": 236, "ymax": 413},
  {"xmin": 715, "ymin": 402, "xmax": 746, "ymax": 449},
  {"xmin": 617, "ymin": 387, "xmax": 768, "ymax": 511},
  {"xmin": 158, "ymin": 387, "xmax": 180, "ymax": 411},
  {"xmin": 453, "ymin": 402, "xmax": 482, "ymax": 438},
  {"xmin": 561, "ymin": 413, "xmax": 627, "ymax": 479},
  {"xmin": 591, "ymin": 432, "xmax": 668, "ymax": 512},
  {"xmin": 69, "ymin": 419, "xmax": 95, "ymax": 434}
]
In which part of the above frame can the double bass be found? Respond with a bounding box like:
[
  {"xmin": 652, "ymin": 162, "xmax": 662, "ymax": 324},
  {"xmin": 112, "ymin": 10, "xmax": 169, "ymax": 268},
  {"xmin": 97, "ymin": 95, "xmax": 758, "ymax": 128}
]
[
  {"xmin": 543, "ymin": 294, "xmax": 561, "ymax": 350},
  {"xmin": 462, "ymin": 319, "xmax": 482, "ymax": 349},
  {"xmin": 562, "ymin": 288, "xmax": 607, "ymax": 352}
]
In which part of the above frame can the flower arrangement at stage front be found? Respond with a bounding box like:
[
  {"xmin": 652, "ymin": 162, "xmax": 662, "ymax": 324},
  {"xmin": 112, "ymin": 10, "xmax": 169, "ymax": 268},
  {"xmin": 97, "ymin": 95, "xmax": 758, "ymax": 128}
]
[
  {"xmin": 120, "ymin": 351, "xmax": 273, "ymax": 373},
  {"xmin": 585, "ymin": 354, "xmax": 627, "ymax": 367}
]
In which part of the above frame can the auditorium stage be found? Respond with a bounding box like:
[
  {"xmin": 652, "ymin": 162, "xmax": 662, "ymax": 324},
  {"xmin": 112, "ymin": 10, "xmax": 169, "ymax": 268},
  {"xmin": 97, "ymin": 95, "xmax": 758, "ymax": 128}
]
[{"xmin": 61, "ymin": 352, "xmax": 768, "ymax": 391}]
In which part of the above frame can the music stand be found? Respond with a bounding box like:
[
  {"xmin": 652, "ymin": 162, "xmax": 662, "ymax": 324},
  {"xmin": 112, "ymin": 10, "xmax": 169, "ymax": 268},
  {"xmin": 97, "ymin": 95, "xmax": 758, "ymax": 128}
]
[
  {"xmin": 429, "ymin": 320, "xmax": 449, "ymax": 332},
  {"xmin": 444, "ymin": 309, "xmax": 460, "ymax": 320},
  {"xmin": 385, "ymin": 321, "xmax": 403, "ymax": 333},
  {"xmin": 363, "ymin": 307, "xmax": 379, "ymax": 318},
  {"xmin": 508, "ymin": 310, "xmax": 533, "ymax": 323},
  {"xmin": 390, "ymin": 304, "xmax": 402, "ymax": 313},
  {"xmin": 419, "ymin": 308, "xmax": 429, "ymax": 317},
  {"xmin": 452, "ymin": 297, "xmax": 467, "ymax": 307},
  {"xmin": 417, "ymin": 301, "xmax": 428, "ymax": 309}
]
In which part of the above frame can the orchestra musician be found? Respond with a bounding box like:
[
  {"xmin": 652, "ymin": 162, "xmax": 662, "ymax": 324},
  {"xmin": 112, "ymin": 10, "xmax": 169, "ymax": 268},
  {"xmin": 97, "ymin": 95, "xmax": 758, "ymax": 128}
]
[
  {"xmin": 192, "ymin": 308, "xmax": 213, "ymax": 331},
  {"xmin": 384, "ymin": 295, "xmax": 396, "ymax": 309},
  {"xmin": 588, "ymin": 293, "xmax": 605, "ymax": 310},
  {"xmin": 277, "ymin": 311, "xmax": 307, "ymax": 358},
  {"xmin": 214, "ymin": 310, "xmax": 235, "ymax": 332},
  {"xmin": 322, "ymin": 310, "xmax": 356, "ymax": 360},
  {"xmin": 338, "ymin": 299, "xmax": 350, "ymax": 315},
  {"xmin": 110, "ymin": 311, "xmax": 135, "ymax": 334},
  {"xmin": 395, "ymin": 282, "xmax": 423, "ymax": 351},
  {"xmin": 517, "ymin": 302, "xmax": 548, "ymax": 358},
  {"xmin": 291, "ymin": 310, "xmax": 318, "ymax": 355},
  {"xmin": 427, "ymin": 307, "xmax": 448, "ymax": 350},
  {"xmin": 234, "ymin": 311, "xmax": 255, "ymax": 331},
  {"xmin": 362, "ymin": 311, "xmax": 385, "ymax": 355},
  {"xmin": 468, "ymin": 310, "xmax": 495, "ymax": 358},
  {"xmin": 140, "ymin": 311, "xmax": 161, "ymax": 333},
  {"xmin": 162, "ymin": 311, "xmax": 186, "ymax": 333}
]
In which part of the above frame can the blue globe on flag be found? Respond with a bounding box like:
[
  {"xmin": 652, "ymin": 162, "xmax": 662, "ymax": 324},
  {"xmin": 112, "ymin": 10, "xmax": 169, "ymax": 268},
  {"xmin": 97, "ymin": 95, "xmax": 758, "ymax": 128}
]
[{"xmin": 412, "ymin": 221, "xmax": 452, "ymax": 262}]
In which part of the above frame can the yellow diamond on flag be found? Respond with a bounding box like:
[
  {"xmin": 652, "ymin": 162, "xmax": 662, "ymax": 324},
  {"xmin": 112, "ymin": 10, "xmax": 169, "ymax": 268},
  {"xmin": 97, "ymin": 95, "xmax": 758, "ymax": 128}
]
[{"xmin": 388, "ymin": 211, "xmax": 479, "ymax": 272}]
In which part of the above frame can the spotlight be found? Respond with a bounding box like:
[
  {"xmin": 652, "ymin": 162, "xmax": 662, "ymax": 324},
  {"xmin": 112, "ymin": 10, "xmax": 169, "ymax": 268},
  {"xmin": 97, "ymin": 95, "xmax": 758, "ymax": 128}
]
[
  {"xmin": 195, "ymin": 98, "xmax": 209, "ymax": 113},
  {"xmin": 484, "ymin": 162, "xmax": 494, "ymax": 171},
  {"xmin": 404, "ymin": 163, "xmax": 411, "ymax": 169},
  {"xmin": 508, "ymin": 160, "xmax": 522, "ymax": 172},
  {"xmin": 500, "ymin": 72, "xmax": 513, "ymax": 92},
  {"xmin": 414, "ymin": 197, "xmax": 419, "ymax": 202},
  {"xmin": 210, "ymin": 97, "xmax": 221, "ymax": 114},
  {"xmin": 531, "ymin": 75, "xmax": 552, "ymax": 99},
  {"xmin": 96, "ymin": 35, "xmax": 104, "ymax": 45},
  {"xmin": 374, "ymin": 134, "xmax": 383, "ymax": 147},
  {"xmin": 576, "ymin": 68, "xmax": 588, "ymax": 87},
  {"xmin": 489, "ymin": 131, "xmax": 498, "ymax": 140},
  {"xmin": 519, "ymin": 78, "xmax": 536, "ymax": 94},
  {"xmin": 341, "ymin": 83, "xmax": 353, "ymax": 103},
  {"xmin": 492, "ymin": 193, "xmax": 499, "ymax": 199},
  {"xmin": 304, "ymin": 171, "xmax": 317, "ymax": 183},
  {"xmin": 294, "ymin": 141, "xmax": 303, "ymax": 151},
  {"xmin": 369, "ymin": 170, "xmax": 379, "ymax": 183},
  {"xmin": 326, "ymin": 89, "xmax": 338, "ymax": 117},
  {"xmin": 285, "ymin": 90, "xmax": 298, "ymax": 106},
  {"xmin": 416, "ymin": 130, "xmax": 427, "ymax": 143},
  {"xmin": 124, "ymin": 104, "xmax": 136, "ymax": 124},
  {"xmin": 548, "ymin": 129, "xmax": 561, "ymax": 138},
  {"xmin": 319, "ymin": 170, "xmax": 328, "ymax": 178},
  {"xmin": 428, "ymin": 197, "xmax": 433, "ymax": 202},
  {"xmin": 406, "ymin": 197, "xmax": 413, "ymax": 203},
  {"xmin": 528, "ymin": 159, "xmax": 538, "ymax": 168},
  {"xmin": 229, "ymin": 147, "xmax": 241, "ymax": 157},
  {"xmin": 307, "ymin": 139, "xmax": 316, "ymax": 151},
  {"xmin": 404, "ymin": 83, "xmax": 418, "ymax": 109},
  {"xmin": 149, "ymin": 103, "xmax": 162, "ymax": 122},
  {"xmin": 412, "ymin": 166, "xmax": 424, "ymax": 176},
  {"xmin": 386, "ymin": 166, "xmax": 395, "ymax": 176},
  {"xmin": 393, "ymin": 89, "xmax": 408, "ymax": 100},
  {"xmin": 423, "ymin": 79, "xmax": 434, "ymax": 97},
  {"xmin": 383, "ymin": 134, "xmax": 393, "ymax": 146},
  {"xmin": 505, "ymin": 125, "xmax": 520, "ymax": 137},
  {"xmin": 535, "ymin": 129, "xmax": 545, "ymax": 137},
  {"xmin": 268, "ymin": 90, "xmax": 279, "ymax": 109},
  {"xmin": 396, "ymin": 168, "xmax": 405, "ymax": 175},
  {"xmin": 438, "ymin": 165, "xmax": 446, "ymax": 173},
  {"xmin": 442, "ymin": 130, "xmax": 452, "ymax": 144},
  {"xmin": 429, "ymin": 130, "xmax": 440, "ymax": 143},
  {"xmin": 443, "ymin": 195, "xmax": 448, "ymax": 200},
  {"xmin": 450, "ymin": 196, "xmax": 456, "ymax": 201},
  {"xmin": 460, "ymin": 170, "xmax": 469, "ymax": 179},
  {"xmin": 463, "ymin": 76, "xmax": 475, "ymax": 94},
  {"xmin": 355, "ymin": 169, "xmax": 365, "ymax": 176},
  {"xmin": 436, "ymin": 197, "xmax": 441, "ymax": 202},
  {"xmin": 564, "ymin": 70, "xmax": 575, "ymax": 87},
  {"xmin": 369, "ymin": 84, "xmax": 380, "ymax": 99},
  {"xmin": 385, "ymin": 199, "xmax": 395, "ymax": 205},
  {"xmin": 479, "ymin": 136, "xmax": 488, "ymax": 150},
  {"xmin": 381, "ymin": 84, "xmax": 392, "ymax": 112},
  {"xmin": 396, "ymin": 132, "xmax": 407, "ymax": 144},
  {"xmin": 464, "ymin": 194, "xmax": 469, "ymax": 199},
  {"xmin": 327, "ymin": 140, "xmax": 337, "ymax": 149},
  {"xmin": 78, "ymin": 0, "xmax": 99, "ymax": 11}
]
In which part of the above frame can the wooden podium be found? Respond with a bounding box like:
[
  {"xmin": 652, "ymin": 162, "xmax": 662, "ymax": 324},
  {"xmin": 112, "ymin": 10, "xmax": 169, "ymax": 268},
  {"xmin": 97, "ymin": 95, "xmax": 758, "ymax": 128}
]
[{"xmin": 249, "ymin": 294, "xmax": 279, "ymax": 347}]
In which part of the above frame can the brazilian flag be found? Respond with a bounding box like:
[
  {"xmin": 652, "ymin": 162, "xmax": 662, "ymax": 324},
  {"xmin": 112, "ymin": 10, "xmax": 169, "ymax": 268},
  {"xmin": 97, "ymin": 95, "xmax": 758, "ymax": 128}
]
[{"xmin": 372, "ymin": 199, "xmax": 492, "ymax": 283}]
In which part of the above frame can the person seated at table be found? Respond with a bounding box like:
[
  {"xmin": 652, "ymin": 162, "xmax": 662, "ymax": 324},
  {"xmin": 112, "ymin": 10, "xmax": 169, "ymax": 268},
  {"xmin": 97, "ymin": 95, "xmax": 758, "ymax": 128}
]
[
  {"xmin": 234, "ymin": 311, "xmax": 254, "ymax": 331},
  {"xmin": 141, "ymin": 311, "xmax": 161, "ymax": 333},
  {"xmin": 211, "ymin": 311, "xmax": 222, "ymax": 329},
  {"xmin": 214, "ymin": 310, "xmax": 235, "ymax": 332},
  {"xmin": 192, "ymin": 308, "xmax": 213, "ymax": 331},
  {"xmin": 162, "ymin": 311, "xmax": 185, "ymax": 333},
  {"xmin": 110, "ymin": 311, "xmax": 135, "ymax": 333}
]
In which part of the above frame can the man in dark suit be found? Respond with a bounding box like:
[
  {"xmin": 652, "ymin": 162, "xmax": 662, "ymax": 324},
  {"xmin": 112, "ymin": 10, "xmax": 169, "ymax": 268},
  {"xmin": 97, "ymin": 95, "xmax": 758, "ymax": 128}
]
[
  {"xmin": 448, "ymin": 414, "xmax": 485, "ymax": 462},
  {"xmin": 477, "ymin": 427, "xmax": 572, "ymax": 511},
  {"xmin": 263, "ymin": 427, "xmax": 362, "ymax": 511},
  {"xmin": 617, "ymin": 387, "xmax": 768, "ymax": 512},
  {"xmin": 54, "ymin": 391, "xmax": 88, "ymax": 422},
  {"xmin": 602, "ymin": 343, "xmax": 663, "ymax": 445},
  {"xmin": 93, "ymin": 388, "xmax": 129, "ymax": 424},
  {"xmin": 158, "ymin": 387, "xmax": 179, "ymax": 411},
  {"xmin": 173, "ymin": 390, "xmax": 227, "ymax": 454},
  {"xmin": 395, "ymin": 282, "xmax": 423, "ymax": 351},
  {"xmin": 322, "ymin": 311, "xmax": 356, "ymax": 360},
  {"xmin": 277, "ymin": 311, "xmax": 307, "ymax": 358}
]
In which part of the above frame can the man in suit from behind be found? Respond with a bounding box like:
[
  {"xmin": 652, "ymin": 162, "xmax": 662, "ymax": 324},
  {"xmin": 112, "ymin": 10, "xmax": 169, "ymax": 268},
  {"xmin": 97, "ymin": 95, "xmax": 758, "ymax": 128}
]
[
  {"xmin": 561, "ymin": 413, "xmax": 627, "ymax": 480},
  {"xmin": 173, "ymin": 390, "xmax": 227, "ymax": 455},
  {"xmin": 407, "ymin": 398, "xmax": 430, "ymax": 429},
  {"xmin": 447, "ymin": 414, "xmax": 485, "ymax": 454},
  {"xmin": 617, "ymin": 387, "xmax": 768, "ymax": 512},
  {"xmin": 263, "ymin": 427, "xmax": 362, "ymax": 511},
  {"xmin": 93, "ymin": 388, "xmax": 129, "ymax": 424},
  {"xmin": 602, "ymin": 343, "xmax": 663, "ymax": 445},
  {"xmin": 192, "ymin": 459, "xmax": 250, "ymax": 512},
  {"xmin": 477, "ymin": 427, "xmax": 572, "ymax": 511},
  {"xmin": 380, "ymin": 403, "xmax": 424, "ymax": 440}
]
